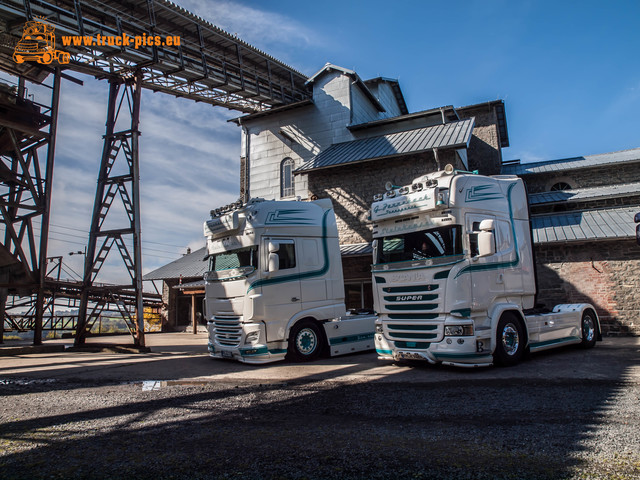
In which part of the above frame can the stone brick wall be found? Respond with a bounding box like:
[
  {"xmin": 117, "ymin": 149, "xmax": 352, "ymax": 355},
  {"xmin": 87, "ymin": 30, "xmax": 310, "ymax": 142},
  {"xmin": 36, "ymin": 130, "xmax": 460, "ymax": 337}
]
[
  {"xmin": 307, "ymin": 150, "xmax": 464, "ymax": 244},
  {"xmin": 523, "ymin": 162, "xmax": 640, "ymax": 193},
  {"xmin": 162, "ymin": 279, "xmax": 177, "ymax": 329},
  {"xmin": 457, "ymin": 104, "xmax": 503, "ymax": 175},
  {"xmin": 535, "ymin": 240, "xmax": 640, "ymax": 335}
]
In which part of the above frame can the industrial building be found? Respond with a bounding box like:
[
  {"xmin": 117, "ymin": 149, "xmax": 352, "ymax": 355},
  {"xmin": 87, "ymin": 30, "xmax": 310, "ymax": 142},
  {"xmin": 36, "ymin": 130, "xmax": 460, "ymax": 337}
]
[
  {"xmin": 504, "ymin": 149, "xmax": 640, "ymax": 335},
  {"xmin": 145, "ymin": 62, "xmax": 510, "ymax": 328},
  {"xmin": 146, "ymin": 63, "xmax": 639, "ymax": 335}
]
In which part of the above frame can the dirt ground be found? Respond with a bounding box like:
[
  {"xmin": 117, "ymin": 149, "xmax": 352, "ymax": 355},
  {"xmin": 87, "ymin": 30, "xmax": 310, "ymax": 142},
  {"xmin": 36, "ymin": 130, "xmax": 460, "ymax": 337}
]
[{"xmin": 1, "ymin": 334, "xmax": 639, "ymax": 479}]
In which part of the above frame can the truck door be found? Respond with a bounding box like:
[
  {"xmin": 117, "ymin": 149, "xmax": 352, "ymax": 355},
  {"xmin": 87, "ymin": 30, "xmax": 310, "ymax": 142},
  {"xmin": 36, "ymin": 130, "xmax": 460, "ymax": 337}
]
[
  {"xmin": 466, "ymin": 214, "xmax": 505, "ymax": 307},
  {"xmin": 494, "ymin": 219, "xmax": 523, "ymax": 296},
  {"xmin": 299, "ymin": 238, "xmax": 329, "ymax": 308},
  {"xmin": 261, "ymin": 237, "xmax": 302, "ymax": 342}
]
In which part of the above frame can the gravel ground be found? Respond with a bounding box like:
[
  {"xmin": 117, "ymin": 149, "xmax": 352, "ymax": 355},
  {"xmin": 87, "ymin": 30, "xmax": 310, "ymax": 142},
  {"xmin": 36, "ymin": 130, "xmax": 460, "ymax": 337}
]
[{"xmin": 0, "ymin": 375, "xmax": 638, "ymax": 480}]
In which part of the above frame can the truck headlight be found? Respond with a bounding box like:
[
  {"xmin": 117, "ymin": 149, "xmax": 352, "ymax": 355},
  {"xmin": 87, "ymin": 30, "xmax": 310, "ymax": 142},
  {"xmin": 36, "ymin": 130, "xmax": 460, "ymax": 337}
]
[
  {"xmin": 444, "ymin": 325, "xmax": 474, "ymax": 336},
  {"xmin": 245, "ymin": 330, "xmax": 260, "ymax": 344}
]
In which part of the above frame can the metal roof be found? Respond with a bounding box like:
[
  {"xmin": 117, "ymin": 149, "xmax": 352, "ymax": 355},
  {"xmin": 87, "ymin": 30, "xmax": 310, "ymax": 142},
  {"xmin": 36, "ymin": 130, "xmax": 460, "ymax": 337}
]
[
  {"xmin": 529, "ymin": 182, "xmax": 640, "ymax": 205},
  {"xmin": 531, "ymin": 207, "xmax": 638, "ymax": 244},
  {"xmin": 143, "ymin": 247, "xmax": 207, "ymax": 281},
  {"xmin": 295, "ymin": 117, "xmax": 475, "ymax": 173},
  {"xmin": 174, "ymin": 279, "xmax": 205, "ymax": 290},
  {"xmin": 348, "ymin": 105, "xmax": 459, "ymax": 131},
  {"xmin": 502, "ymin": 148, "xmax": 640, "ymax": 176},
  {"xmin": 340, "ymin": 243, "xmax": 372, "ymax": 257},
  {"xmin": 0, "ymin": 0, "xmax": 310, "ymax": 112}
]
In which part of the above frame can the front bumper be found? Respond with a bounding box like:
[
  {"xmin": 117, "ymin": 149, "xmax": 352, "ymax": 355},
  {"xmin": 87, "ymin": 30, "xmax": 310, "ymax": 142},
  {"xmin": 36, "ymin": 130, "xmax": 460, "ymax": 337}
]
[
  {"xmin": 207, "ymin": 320, "xmax": 287, "ymax": 364},
  {"xmin": 375, "ymin": 331, "xmax": 493, "ymax": 368},
  {"xmin": 207, "ymin": 341, "xmax": 287, "ymax": 364}
]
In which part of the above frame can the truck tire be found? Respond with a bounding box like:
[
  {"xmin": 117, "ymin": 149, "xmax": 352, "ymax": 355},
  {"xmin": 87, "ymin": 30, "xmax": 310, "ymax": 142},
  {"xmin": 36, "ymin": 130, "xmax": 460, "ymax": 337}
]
[
  {"xmin": 287, "ymin": 319, "xmax": 323, "ymax": 362},
  {"xmin": 580, "ymin": 309, "xmax": 597, "ymax": 349},
  {"xmin": 494, "ymin": 313, "xmax": 525, "ymax": 367}
]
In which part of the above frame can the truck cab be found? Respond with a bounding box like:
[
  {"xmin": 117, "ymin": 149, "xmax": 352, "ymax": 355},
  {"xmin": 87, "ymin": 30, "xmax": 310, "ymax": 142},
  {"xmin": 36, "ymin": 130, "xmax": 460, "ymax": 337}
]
[
  {"xmin": 204, "ymin": 198, "xmax": 375, "ymax": 364},
  {"xmin": 372, "ymin": 167, "xmax": 600, "ymax": 367}
]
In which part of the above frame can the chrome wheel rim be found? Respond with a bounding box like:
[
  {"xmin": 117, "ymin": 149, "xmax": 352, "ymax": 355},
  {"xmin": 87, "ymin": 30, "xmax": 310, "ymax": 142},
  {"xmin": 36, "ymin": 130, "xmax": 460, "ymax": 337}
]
[
  {"xmin": 296, "ymin": 328, "xmax": 317, "ymax": 355},
  {"xmin": 501, "ymin": 323, "xmax": 520, "ymax": 356},
  {"xmin": 583, "ymin": 315, "xmax": 595, "ymax": 342}
]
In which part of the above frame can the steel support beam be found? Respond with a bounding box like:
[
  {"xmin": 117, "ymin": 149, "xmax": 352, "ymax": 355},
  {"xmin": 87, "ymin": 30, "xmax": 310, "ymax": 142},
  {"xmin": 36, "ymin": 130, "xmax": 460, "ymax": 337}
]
[
  {"xmin": 75, "ymin": 71, "xmax": 145, "ymax": 347},
  {"xmin": 0, "ymin": 0, "xmax": 311, "ymax": 112},
  {"xmin": 34, "ymin": 67, "xmax": 61, "ymax": 345},
  {"xmin": 0, "ymin": 70, "xmax": 60, "ymax": 345}
]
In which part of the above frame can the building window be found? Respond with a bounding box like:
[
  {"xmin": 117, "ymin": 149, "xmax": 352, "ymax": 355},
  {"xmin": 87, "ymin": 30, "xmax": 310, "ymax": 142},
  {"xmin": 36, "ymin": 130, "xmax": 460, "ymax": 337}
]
[
  {"xmin": 281, "ymin": 158, "xmax": 295, "ymax": 198},
  {"xmin": 550, "ymin": 182, "xmax": 572, "ymax": 191}
]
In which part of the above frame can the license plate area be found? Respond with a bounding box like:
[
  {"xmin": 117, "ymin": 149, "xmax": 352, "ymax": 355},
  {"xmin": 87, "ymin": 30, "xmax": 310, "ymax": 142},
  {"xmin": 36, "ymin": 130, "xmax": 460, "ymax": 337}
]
[
  {"xmin": 397, "ymin": 351, "xmax": 425, "ymax": 361},
  {"xmin": 221, "ymin": 350, "xmax": 233, "ymax": 359}
]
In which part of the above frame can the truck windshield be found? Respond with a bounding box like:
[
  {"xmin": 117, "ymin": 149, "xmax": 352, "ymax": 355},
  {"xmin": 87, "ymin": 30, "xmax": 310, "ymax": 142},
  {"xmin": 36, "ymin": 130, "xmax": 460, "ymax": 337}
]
[
  {"xmin": 377, "ymin": 225, "xmax": 463, "ymax": 264},
  {"xmin": 209, "ymin": 246, "xmax": 258, "ymax": 272}
]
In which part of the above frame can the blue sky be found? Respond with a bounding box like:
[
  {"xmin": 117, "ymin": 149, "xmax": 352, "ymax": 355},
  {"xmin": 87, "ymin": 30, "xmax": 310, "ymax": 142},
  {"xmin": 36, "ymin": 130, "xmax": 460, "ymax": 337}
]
[
  {"xmin": 179, "ymin": 0, "xmax": 639, "ymax": 163},
  {"xmin": 5, "ymin": 0, "xmax": 638, "ymax": 284}
]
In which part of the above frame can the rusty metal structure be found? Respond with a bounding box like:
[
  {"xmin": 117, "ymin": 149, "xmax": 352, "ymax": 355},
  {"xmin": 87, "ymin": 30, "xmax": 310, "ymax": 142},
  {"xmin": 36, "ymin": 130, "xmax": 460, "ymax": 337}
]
[{"xmin": 0, "ymin": 0, "xmax": 310, "ymax": 346}]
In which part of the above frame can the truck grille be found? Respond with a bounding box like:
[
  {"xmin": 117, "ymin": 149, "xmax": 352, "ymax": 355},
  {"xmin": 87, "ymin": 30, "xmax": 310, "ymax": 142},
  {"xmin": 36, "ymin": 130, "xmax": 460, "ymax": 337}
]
[
  {"xmin": 386, "ymin": 323, "xmax": 439, "ymax": 341},
  {"xmin": 213, "ymin": 316, "xmax": 242, "ymax": 347}
]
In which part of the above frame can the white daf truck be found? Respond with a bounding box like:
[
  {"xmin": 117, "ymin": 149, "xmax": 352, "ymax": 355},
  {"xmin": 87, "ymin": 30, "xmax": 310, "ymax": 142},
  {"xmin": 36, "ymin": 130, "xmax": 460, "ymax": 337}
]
[
  {"xmin": 203, "ymin": 198, "xmax": 376, "ymax": 364},
  {"xmin": 372, "ymin": 167, "xmax": 601, "ymax": 367}
]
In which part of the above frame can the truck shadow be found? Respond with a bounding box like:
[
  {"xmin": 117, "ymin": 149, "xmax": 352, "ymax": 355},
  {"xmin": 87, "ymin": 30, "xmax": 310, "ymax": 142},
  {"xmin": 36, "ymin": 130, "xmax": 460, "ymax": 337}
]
[{"xmin": 0, "ymin": 337, "xmax": 638, "ymax": 479}]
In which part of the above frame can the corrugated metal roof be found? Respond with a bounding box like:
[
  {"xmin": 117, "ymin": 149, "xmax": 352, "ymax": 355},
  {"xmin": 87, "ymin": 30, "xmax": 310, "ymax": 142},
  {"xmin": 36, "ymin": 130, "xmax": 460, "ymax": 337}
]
[
  {"xmin": 143, "ymin": 247, "xmax": 207, "ymax": 281},
  {"xmin": 529, "ymin": 182, "xmax": 640, "ymax": 205},
  {"xmin": 531, "ymin": 207, "xmax": 638, "ymax": 244},
  {"xmin": 295, "ymin": 118, "xmax": 475, "ymax": 173},
  {"xmin": 174, "ymin": 279, "xmax": 206, "ymax": 290},
  {"xmin": 340, "ymin": 243, "xmax": 372, "ymax": 257},
  {"xmin": 502, "ymin": 148, "xmax": 640, "ymax": 176},
  {"xmin": 347, "ymin": 105, "xmax": 458, "ymax": 132}
]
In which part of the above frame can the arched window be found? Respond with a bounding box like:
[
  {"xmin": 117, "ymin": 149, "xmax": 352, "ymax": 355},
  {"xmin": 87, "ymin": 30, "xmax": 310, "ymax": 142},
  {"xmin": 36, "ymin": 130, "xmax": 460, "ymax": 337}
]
[
  {"xmin": 281, "ymin": 158, "xmax": 295, "ymax": 198},
  {"xmin": 550, "ymin": 182, "xmax": 572, "ymax": 191}
]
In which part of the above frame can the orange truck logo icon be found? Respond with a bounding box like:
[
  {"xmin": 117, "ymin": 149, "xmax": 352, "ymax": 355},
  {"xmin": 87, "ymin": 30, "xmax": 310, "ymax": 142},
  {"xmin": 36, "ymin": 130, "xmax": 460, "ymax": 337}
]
[{"xmin": 13, "ymin": 20, "xmax": 70, "ymax": 65}]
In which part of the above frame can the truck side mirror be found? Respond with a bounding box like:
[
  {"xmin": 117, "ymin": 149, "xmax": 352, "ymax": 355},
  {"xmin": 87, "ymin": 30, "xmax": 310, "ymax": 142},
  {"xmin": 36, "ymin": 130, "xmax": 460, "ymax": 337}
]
[
  {"xmin": 635, "ymin": 213, "xmax": 640, "ymax": 245},
  {"xmin": 477, "ymin": 219, "xmax": 495, "ymax": 257},
  {"xmin": 372, "ymin": 239, "xmax": 378, "ymax": 261},
  {"xmin": 268, "ymin": 241, "xmax": 280, "ymax": 253},
  {"xmin": 268, "ymin": 253, "xmax": 280, "ymax": 272}
]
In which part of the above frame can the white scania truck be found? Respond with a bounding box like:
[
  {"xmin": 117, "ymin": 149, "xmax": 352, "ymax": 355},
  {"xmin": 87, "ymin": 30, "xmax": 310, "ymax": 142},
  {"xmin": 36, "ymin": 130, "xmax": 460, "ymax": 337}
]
[
  {"xmin": 203, "ymin": 198, "xmax": 376, "ymax": 364},
  {"xmin": 372, "ymin": 167, "xmax": 601, "ymax": 367}
]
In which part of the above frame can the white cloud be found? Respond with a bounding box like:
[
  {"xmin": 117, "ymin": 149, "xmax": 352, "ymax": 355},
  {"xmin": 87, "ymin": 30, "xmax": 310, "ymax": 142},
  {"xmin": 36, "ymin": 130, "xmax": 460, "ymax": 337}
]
[
  {"xmin": 173, "ymin": 0, "xmax": 323, "ymax": 72},
  {"xmin": 175, "ymin": 0, "xmax": 315, "ymax": 49},
  {"xmin": 40, "ymin": 70, "xmax": 242, "ymax": 284},
  {"xmin": 7, "ymin": 1, "xmax": 322, "ymax": 285}
]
